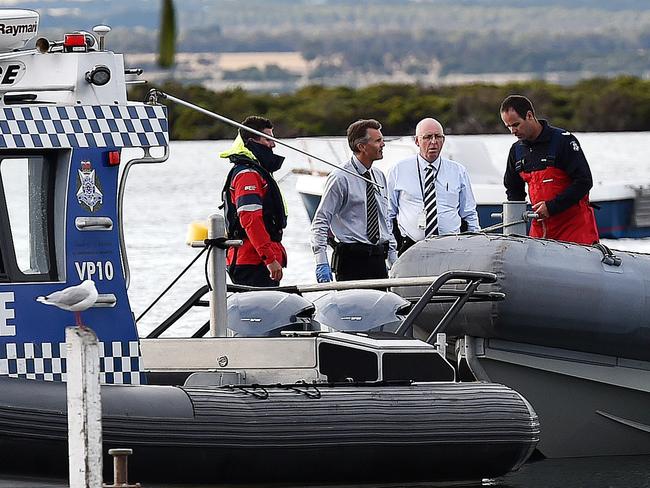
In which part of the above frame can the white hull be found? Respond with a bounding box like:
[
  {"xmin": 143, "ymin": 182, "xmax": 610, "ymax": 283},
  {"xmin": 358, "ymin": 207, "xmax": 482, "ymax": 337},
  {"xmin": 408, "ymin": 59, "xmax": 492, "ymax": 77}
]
[{"xmin": 461, "ymin": 337, "xmax": 650, "ymax": 458}]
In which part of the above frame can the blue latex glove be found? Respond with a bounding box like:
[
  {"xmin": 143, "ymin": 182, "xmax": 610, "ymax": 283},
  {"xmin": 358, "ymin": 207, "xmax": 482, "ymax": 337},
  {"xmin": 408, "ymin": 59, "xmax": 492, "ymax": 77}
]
[{"xmin": 316, "ymin": 263, "xmax": 333, "ymax": 283}]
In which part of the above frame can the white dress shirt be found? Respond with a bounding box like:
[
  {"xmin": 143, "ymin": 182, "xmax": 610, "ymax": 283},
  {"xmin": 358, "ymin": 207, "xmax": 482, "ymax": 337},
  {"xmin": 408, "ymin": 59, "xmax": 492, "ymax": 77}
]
[
  {"xmin": 386, "ymin": 154, "xmax": 480, "ymax": 241},
  {"xmin": 310, "ymin": 156, "xmax": 397, "ymax": 265}
]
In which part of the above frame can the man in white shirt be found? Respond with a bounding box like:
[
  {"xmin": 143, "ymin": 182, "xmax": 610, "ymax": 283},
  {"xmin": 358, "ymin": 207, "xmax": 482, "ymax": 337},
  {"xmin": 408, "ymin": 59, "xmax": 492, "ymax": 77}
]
[{"xmin": 386, "ymin": 118, "xmax": 480, "ymax": 255}]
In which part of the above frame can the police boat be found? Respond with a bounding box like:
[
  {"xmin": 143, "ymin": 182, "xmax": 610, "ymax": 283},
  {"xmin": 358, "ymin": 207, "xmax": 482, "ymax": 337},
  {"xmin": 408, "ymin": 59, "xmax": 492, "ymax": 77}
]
[
  {"xmin": 390, "ymin": 223, "xmax": 650, "ymax": 459},
  {"xmin": 0, "ymin": 10, "xmax": 539, "ymax": 485}
]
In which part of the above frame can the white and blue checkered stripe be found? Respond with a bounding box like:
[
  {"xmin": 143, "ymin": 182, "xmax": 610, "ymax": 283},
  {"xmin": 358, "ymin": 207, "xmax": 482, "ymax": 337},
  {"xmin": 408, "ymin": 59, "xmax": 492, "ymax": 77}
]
[
  {"xmin": 0, "ymin": 341, "xmax": 143, "ymax": 384},
  {"xmin": 0, "ymin": 104, "xmax": 168, "ymax": 149}
]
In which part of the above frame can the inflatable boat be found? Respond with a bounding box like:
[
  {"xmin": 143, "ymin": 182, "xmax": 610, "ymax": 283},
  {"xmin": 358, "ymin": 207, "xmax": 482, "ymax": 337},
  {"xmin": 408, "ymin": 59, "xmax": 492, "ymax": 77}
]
[
  {"xmin": 0, "ymin": 373, "xmax": 538, "ymax": 484},
  {"xmin": 391, "ymin": 233, "xmax": 650, "ymax": 458},
  {"xmin": 0, "ymin": 10, "xmax": 539, "ymax": 485}
]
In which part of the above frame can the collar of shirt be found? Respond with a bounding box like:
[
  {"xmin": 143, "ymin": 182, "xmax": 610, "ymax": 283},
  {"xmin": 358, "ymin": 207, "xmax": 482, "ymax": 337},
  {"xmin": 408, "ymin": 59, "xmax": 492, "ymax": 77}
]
[
  {"xmin": 351, "ymin": 154, "xmax": 371, "ymax": 175},
  {"xmin": 417, "ymin": 154, "xmax": 441, "ymax": 172}
]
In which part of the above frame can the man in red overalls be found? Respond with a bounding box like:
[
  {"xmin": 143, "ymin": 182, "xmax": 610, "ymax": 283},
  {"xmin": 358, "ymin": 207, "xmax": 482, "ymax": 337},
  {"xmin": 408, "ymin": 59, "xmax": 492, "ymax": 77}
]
[{"xmin": 500, "ymin": 95, "xmax": 599, "ymax": 245}]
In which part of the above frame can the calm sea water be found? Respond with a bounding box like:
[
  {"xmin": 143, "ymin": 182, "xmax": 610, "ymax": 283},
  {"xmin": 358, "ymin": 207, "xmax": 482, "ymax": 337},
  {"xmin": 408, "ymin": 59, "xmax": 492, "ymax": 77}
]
[
  {"xmin": 121, "ymin": 135, "xmax": 650, "ymax": 488},
  {"xmin": 143, "ymin": 454, "xmax": 650, "ymax": 488},
  {"xmin": 4, "ymin": 454, "xmax": 650, "ymax": 488}
]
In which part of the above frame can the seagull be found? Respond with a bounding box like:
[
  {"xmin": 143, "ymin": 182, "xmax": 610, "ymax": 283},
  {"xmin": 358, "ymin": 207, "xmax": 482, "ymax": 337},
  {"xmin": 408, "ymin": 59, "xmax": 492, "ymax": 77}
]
[{"xmin": 36, "ymin": 280, "xmax": 99, "ymax": 328}]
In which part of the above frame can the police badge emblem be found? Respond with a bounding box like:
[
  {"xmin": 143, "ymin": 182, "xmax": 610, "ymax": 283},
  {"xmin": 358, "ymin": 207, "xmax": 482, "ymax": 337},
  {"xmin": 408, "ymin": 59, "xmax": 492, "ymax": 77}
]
[{"xmin": 76, "ymin": 160, "xmax": 103, "ymax": 212}]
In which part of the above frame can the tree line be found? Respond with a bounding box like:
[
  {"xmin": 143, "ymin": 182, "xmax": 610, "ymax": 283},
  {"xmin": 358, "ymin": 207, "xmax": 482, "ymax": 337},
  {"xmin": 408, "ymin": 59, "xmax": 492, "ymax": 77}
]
[{"xmin": 131, "ymin": 76, "xmax": 650, "ymax": 140}]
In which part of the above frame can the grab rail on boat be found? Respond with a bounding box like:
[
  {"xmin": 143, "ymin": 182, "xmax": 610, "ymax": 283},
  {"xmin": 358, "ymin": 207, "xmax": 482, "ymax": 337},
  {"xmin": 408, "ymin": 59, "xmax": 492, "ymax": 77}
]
[
  {"xmin": 145, "ymin": 284, "xmax": 210, "ymax": 339},
  {"xmin": 394, "ymin": 270, "xmax": 503, "ymax": 345},
  {"xmin": 118, "ymin": 145, "xmax": 170, "ymax": 289},
  {"xmin": 145, "ymin": 271, "xmax": 504, "ymax": 340}
]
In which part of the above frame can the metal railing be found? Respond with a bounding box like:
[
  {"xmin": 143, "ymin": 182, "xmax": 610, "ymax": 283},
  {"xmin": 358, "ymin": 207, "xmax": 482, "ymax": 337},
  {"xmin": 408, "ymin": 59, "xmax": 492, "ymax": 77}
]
[
  {"xmin": 145, "ymin": 270, "xmax": 504, "ymax": 340},
  {"xmin": 394, "ymin": 271, "xmax": 503, "ymax": 344}
]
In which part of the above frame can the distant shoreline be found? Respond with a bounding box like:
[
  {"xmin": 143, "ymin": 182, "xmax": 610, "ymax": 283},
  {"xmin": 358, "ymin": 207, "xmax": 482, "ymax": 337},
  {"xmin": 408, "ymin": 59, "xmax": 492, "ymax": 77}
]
[
  {"xmin": 129, "ymin": 75, "xmax": 650, "ymax": 139},
  {"xmin": 124, "ymin": 51, "xmax": 612, "ymax": 93}
]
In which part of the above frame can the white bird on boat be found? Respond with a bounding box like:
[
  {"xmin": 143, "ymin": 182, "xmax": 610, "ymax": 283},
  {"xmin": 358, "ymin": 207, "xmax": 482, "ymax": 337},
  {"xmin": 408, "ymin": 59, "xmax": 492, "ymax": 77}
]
[{"xmin": 36, "ymin": 280, "xmax": 98, "ymax": 328}]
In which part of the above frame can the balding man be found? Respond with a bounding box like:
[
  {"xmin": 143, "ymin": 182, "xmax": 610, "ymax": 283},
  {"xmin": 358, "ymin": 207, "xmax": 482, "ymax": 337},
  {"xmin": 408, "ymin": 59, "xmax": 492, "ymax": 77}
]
[
  {"xmin": 386, "ymin": 118, "xmax": 480, "ymax": 255},
  {"xmin": 500, "ymin": 95, "xmax": 599, "ymax": 245}
]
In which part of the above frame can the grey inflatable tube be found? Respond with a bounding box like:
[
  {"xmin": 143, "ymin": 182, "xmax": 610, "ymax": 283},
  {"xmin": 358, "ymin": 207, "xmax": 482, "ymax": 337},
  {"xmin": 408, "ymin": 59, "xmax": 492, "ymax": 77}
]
[
  {"xmin": 0, "ymin": 376, "xmax": 539, "ymax": 484},
  {"xmin": 390, "ymin": 233, "xmax": 650, "ymax": 362}
]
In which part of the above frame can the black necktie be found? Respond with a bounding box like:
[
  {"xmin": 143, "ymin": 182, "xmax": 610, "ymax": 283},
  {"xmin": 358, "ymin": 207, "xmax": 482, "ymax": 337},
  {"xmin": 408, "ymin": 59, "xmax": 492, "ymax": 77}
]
[
  {"xmin": 364, "ymin": 171, "xmax": 379, "ymax": 244},
  {"xmin": 424, "ymin": 164, "xmax": 438, "ymax": 237}
]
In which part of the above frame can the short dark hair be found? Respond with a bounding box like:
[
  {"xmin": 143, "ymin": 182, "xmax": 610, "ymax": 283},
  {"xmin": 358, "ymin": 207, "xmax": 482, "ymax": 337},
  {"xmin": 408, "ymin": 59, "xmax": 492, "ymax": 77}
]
[
  {"xmin": 239, "ymin": 116, "xmax": 273, "ymax": 142},
  {"xmin": 347, "ymin": 119, "xmax": 382, "ymax": 153},
  {"xmin": 500, "ymin": 95, "xmax": 535, "ymax": 119}
]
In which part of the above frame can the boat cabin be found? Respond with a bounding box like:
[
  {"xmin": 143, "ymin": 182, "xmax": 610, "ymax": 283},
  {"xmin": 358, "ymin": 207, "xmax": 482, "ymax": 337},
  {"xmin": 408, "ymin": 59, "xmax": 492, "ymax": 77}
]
[{"xmin": 0, "ymin": 9, "xmax": 166, "ymax": 384}]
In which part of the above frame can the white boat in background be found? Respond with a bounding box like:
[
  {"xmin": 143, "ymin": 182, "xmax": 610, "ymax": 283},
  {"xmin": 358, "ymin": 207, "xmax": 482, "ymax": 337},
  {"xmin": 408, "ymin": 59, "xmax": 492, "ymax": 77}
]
[{"xmin": 294, "ymin": 136, "xmax": 650, "ymax": 239}]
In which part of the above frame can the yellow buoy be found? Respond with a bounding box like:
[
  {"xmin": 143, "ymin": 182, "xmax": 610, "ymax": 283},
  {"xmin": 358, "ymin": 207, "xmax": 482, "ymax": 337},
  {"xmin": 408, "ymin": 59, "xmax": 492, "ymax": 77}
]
[{"xmin": 185, "ymin": 221, "xmax": 208, "ymax": 245}]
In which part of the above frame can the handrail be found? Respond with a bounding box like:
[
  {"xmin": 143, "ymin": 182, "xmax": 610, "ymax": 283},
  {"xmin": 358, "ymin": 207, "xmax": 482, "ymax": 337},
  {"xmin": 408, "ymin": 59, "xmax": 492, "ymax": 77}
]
[
  {"xmin": 118, "ymin": 145, "xmax": 170, "ymax": 289},
  {"xmin": 401, "ymin": 290, "xmax": 504, "ymax": 303},
  {"xmin": 145, "ymin": 272, "xmax": 503, "ymax": 340},
  {"xmin": 145, "ymin": 285, "xmax": 209, "ymax": 338},
  {"xmin": 136, "ymin": 247, "xmax": 208, "ymax": 323},
  {"xmin": 394, "ymin": 271, "xmax": 500, "ymax": 343},
  {"xmin": 191, "ymin": 321, "xmax": 211, "ymax": 338},
  {"xmin": 424, "ymin": 279, "xmax": 481, "ymax": 344},
  {"xmin": 227, "ymin": 275, "xmax": 463, "ymax": 293}
]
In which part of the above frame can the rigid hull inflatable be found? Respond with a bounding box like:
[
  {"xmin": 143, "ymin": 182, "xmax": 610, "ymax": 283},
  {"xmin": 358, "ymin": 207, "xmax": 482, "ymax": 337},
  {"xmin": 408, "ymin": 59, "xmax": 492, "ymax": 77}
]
[
  {"xmin": 0, "ymin": 376, "xmax": 538, "ymax": 484},
  {"xmin": 392, "ymin": 233, "xmax": 650, "ymax": 360},
  {"xmin": 391, "ymin": 233, "xmax": 650, "ymax": 458}
]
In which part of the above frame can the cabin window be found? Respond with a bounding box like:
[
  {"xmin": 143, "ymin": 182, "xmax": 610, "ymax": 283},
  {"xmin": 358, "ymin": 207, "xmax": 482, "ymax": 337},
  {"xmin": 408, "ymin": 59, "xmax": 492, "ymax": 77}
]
[{"xmin": 0, "ymin": 153, "xmax": 57, "ymax": 281}]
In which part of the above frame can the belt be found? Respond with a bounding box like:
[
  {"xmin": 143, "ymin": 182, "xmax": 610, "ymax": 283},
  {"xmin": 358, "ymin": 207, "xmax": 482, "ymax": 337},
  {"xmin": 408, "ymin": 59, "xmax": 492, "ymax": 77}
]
[{"xmin": 335, "ymin": 241, "xmax": 389, "ymax": 257}]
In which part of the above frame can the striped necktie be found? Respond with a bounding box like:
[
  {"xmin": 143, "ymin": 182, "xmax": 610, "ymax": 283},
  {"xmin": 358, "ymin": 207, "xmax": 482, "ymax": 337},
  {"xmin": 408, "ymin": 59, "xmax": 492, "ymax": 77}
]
[
  {"xmin": 364, "ymin": 171, "xmax": 380, "ymax": 244},
  {"xmin": 424, "ymin": 164, "xmax": 438, "ymax": 237}
]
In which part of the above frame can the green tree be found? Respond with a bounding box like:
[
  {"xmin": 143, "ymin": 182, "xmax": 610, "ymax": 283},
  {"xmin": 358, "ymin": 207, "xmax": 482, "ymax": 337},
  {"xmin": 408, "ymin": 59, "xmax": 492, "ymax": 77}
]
[{"xmin": 158, "ymin": 0, "xmax": 176, "ymax": 68}]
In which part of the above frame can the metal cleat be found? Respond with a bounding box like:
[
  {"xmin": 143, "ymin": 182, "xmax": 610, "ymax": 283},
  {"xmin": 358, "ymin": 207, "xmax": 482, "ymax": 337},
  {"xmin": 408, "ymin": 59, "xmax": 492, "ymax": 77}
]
[{"xmin": 103, "ymin": 448, "xmax": 141, "ymax": 488}]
